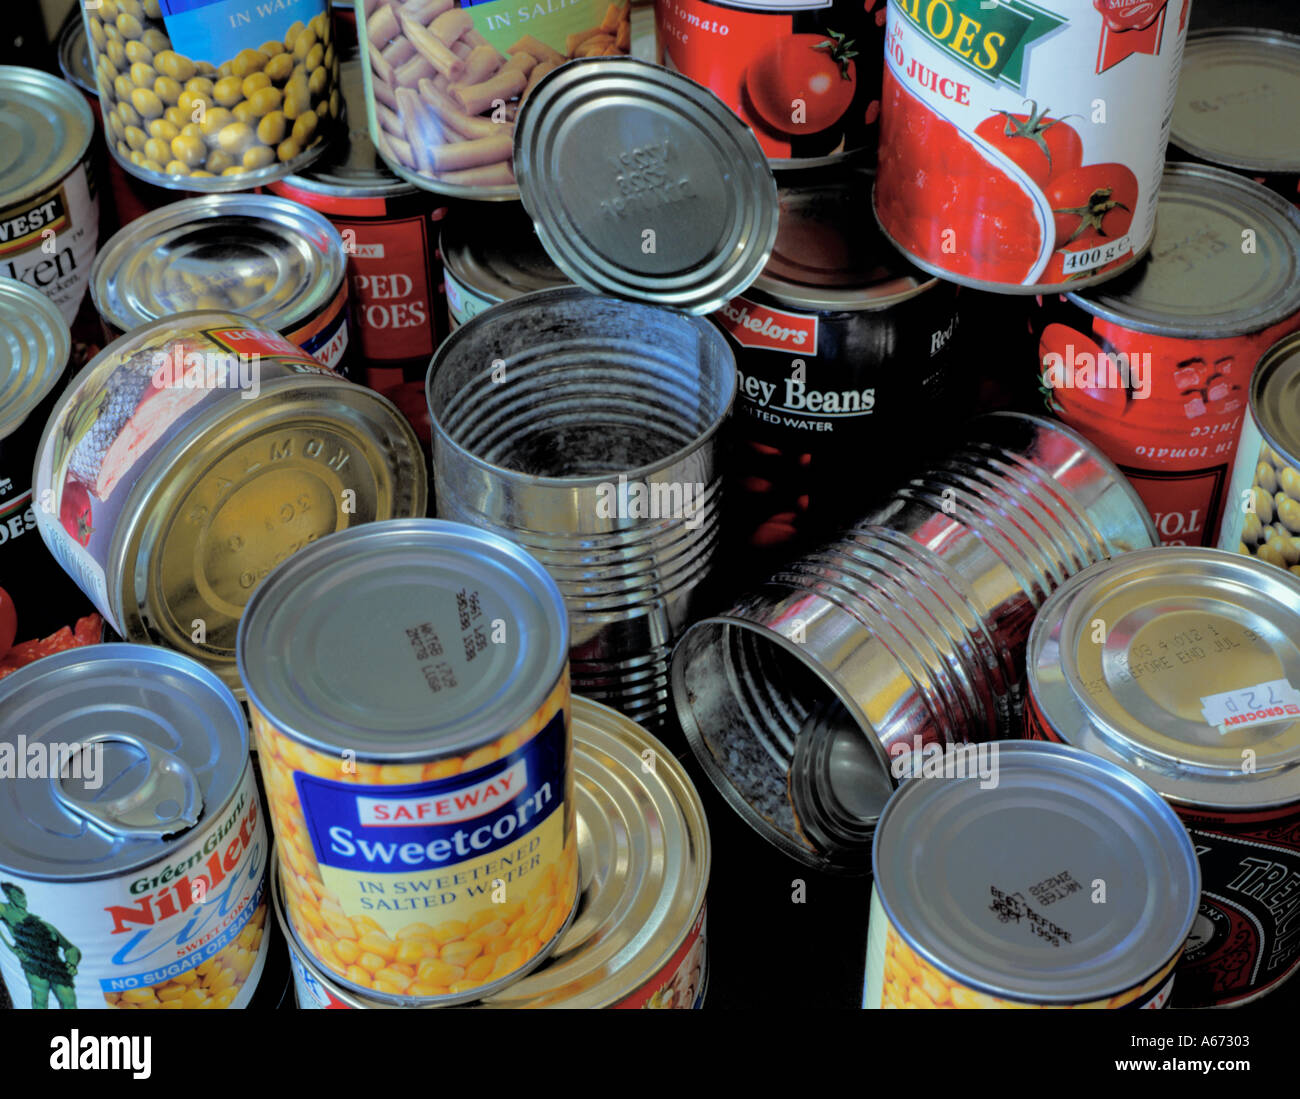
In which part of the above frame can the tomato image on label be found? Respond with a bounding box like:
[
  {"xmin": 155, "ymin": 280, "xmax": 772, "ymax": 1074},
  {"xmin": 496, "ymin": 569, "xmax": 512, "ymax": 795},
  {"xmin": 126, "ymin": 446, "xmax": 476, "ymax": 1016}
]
[
  {"xmin": 0, "ymin": 589, "xmax": 16, "ymax": 660},
  {"xmin": 744, "ymin": 31, "xmax": 859, "ymax": 137},
  {"xmin": 58, "ymin": 482, "xmax": 94, "ymax": 548},
  {"xmin": 974, "ymin": 102, "xmax": 1082, "ymax": 189}
]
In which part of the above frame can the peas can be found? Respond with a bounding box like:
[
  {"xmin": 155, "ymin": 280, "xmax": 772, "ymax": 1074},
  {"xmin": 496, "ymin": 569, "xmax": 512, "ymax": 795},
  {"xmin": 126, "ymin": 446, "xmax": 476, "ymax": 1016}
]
[
  {"xmin": 863, "ymin": 741, "xmax": 1199, "ymax": 1009},
  {"xmin": 0, "ymin": 644, "xmax": 270, "ymax": 1010},
  {"xmin": 1026, "ymin": 547, "xmax": 1300, "ymax": 1007},
  {"xmin": 79, "ymin": 0, "xmax": 341, "ymax": 192},
  {"xmin": 239, "ymin": 519, "xmax": 579, "ymax": 1006}
]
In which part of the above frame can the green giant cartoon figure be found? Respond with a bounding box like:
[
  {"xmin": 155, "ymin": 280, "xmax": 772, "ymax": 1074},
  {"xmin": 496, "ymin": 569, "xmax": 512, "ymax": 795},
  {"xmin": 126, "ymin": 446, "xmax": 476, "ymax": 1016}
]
[{"xmin": 0, "ymin": 882, "xmax": 81, "ymax": 1009}]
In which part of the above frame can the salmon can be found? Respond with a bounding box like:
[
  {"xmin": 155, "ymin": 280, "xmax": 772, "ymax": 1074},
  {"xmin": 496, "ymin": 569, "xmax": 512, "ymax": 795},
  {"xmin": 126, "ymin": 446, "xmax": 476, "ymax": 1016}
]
[
  {"xmin": 239, "ymin": 519, "xmax": 579, "ymax": 1006},
  {"xmin": 32, "ymin": 312, "xmax": 427, "ymax": 693},
  {"xmin": 1026, "ymin": 547, "xmax": 1300, "ymax": 1007},
  {"xmin": 864, "ymin": 740, "xmax": 1199, "ymax": 1009},
  {"xmin": 874, "ymin": 0, "xmax": 1190, "ymax": 293},
  {"xmin": 0, "ymin": 644, "xmax": 270, "ymax": 1010},
  {"xmin": 90, "ymin": 194, "xmax": 353, "ymax": 374},
  {"xmin": 1032, "ymin": 164, "xmax": 1300, "ymax": 547},
  {"xmin": 0, "ymin": 66, "xmax": 99, "ymax": 326},
  {"xmin": 276, "ymin": 696, "xmax": 710, "ymax": 1008}
]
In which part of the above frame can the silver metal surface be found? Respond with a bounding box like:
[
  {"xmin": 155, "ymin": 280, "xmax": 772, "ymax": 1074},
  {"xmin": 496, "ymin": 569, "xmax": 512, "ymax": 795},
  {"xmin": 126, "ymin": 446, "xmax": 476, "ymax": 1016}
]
[
  {"xmin": 0, "ymin": 65, "xmax": 94, "ymax": 206},
  {"xmin": 439, "ymin": 202, "xmax": 569, "ymax": 320},
  {"xmin": 1251, "ymin": 330, "xmax": 1300, "ymax": 461},
  {"xmin": 0, "ymin": 278, "xmax": 69, "ymax": 441}
]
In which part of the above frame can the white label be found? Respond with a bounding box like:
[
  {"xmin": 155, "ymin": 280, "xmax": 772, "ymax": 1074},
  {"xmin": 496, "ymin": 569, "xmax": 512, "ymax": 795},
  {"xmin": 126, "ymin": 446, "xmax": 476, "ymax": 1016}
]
[
  {"xmin": 1199, "ymin": 680, "xmax": 1300, "ymax": 734},
  {"xmin": 443, "ymin": 266, "xmax": 497, "ymax": 330},
  {"xmin": 355, "ymin": 760, "xmax": 528, "ymax": 826}
]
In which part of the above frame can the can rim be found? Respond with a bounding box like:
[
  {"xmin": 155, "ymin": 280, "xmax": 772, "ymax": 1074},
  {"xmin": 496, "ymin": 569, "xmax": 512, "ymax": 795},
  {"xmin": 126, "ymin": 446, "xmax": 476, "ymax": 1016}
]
[
  {"xmin": 436, "ymin": 209, "xmax": 569, "ymax": 309},
  {"xmin": 1249, "ymin": 329, "xmax": 1300, "ymax": 462},
  {"xmin": 56, "ymin": 13, "xmax": 96, "ymax": 97},
  {"xmin": 0, "ymin": 64, "xmax": 95, "ymax": 207},
  {"xmin": 0, "ymin": 277, "xmax": 71, "ymax": 441},
  {"xmin": 108, "ymin": 128, "xmax": 336, "ymax": 194}
]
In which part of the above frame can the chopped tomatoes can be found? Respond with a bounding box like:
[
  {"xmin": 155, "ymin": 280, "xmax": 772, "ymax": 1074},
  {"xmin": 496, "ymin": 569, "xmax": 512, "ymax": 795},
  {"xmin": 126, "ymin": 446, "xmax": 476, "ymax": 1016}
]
[{"xmin": 874, "ymin": 0, "xmax": 1191, "ymax": 293}]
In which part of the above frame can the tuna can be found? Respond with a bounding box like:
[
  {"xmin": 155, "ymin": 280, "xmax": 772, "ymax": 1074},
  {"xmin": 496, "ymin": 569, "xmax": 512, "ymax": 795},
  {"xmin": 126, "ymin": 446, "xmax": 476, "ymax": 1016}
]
[
  {"xmin": 1026, "ymin": 547, "xmax": 1300, "ymax": 1008},
  {"xmin": 0, "ymin": 66, "xmax": 99, "ymax": 326},
  {"xmin": 1170, "ymin": 28, "xmax": 1300, "ymax": 207},
  {"xmin": 863, "ymin": 740, "xmax": 1199, "ymax": 1009},
  {"xmin": 0, "ymin": 643, "xmax": 270, "ymax": 1010},
  {"xmin": 32, "ymin": 312, "xmax": 427, "ymax": 694},
  {"xmin": 711, "ymin": 165, "xmax": 963, "ymax": 557},
  {"xmin": 90, "ymin": 194, "xmax": 352, "ymax": 374},
  {"xmin": 438, "ymin": 202, "xmax": 569, "ymax": 330},
  {"xmin": 428, "ymin": 286, "xmax": 735, "ymax": 730},
  {"xmin": 653, "ymin": 0, "xmax": 886, "ymax": 167},
  {"xmin": 1032, "ymin": 163, "xmax": 1300, "ymax": 548},
  {"xmin": 874, "ymin": 0, "xmax": 1190, "ymax": 293},
  {"xmin": 670, "ymin": 411, "xmax": 1157, "ymax": 871},
  {"xmin": 239, "ymin": 519, "xmax": 578, "ymax": 1007},
  {"xmin": 79, "ymin": 1, "xmax": 340, "ymax": 192},
  {"xmin": 276, "ymin": 696, "xmax": 710, "ymax": 1009}
]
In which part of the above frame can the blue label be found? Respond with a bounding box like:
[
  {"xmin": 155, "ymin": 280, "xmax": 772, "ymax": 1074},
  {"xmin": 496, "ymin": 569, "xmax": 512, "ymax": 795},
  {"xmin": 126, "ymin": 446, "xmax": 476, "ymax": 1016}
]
[{"xmin": 157, "ymin": 0, "xmax": 324, "ymax": 66}]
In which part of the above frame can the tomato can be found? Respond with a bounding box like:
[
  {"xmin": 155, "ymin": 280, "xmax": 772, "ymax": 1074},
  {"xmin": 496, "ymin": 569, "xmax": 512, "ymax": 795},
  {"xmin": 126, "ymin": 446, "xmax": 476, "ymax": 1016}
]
[
  {"xmin": 1032, "ymin": 163, "xmax": 1300, "ymax": 548},
  {"xmin": 874, "ymin": 0, "xmax": 1190, "ymax": 293},
  {"xmin": 0, "ymin": 66, "xmax": 100, "ymax": 326},
  {"xmin": 1170, "ymin": 28, "xmax": 1300, "ymax": 208},
  {"xmin": 654, "ymin": 0, "xmax": 886, "ymax": 167},
  {"xmin": 90, "ymin": 194, "xmax": 353, "ymax": 374},
  {"xmin": 79, "ymin": 1, "xmax": 340, "ymax": 193},
  {"xmin": 239, "ymin": 518, "xmax": 579, "ymax": 1007},
  {"xmin": 863, "ymin": 740, "xmax": 1198, "ymax": 1009},
  {"xmin": 1026, "ymin": 547, "xmax": 1300, "ymax": 1007},
  {"xmin": 32, "ymin": 312, "xmax": 427, "ymax": 694},
  {"xmin": 0, "ymin": 643, "xmax": 270, "ymax": 1010},
  {"xmin": 275, "ymin": 696, "xmax": 710, "ymax": 1009}
]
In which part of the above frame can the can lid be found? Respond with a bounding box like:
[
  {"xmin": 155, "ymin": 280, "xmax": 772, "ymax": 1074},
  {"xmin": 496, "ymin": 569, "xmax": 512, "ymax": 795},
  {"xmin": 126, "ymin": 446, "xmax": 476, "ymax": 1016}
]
[
  {"xmin": 438, "ymin": 203, "xmax": 569, "ymax": 306},
  {"xmin": 1028, "ymin": 548, "xmax": 1300, "ymax": 809},
  {"xmin": 0, "ymin": 644, "xmax": 248, "ymax": 880},
  {"xmin": 1171, "ymin": 28, "xmax": 1300, "ymax": 174},
  {"xmin": 1251, "ymin": 330, "xmax": 1300, "ymax": 461},
  {"xmin": 872, "ymin": 741, "xmax": 1199, "ymax": 1004},
  {"xmin": 0, "ymin": 277, "xmax": 70, "ymax": 442},
  {"xmin": 237, "ymin": 519, "xmax": 569, "ymax": 759},
  {"xmin": 56, "ymin": 15, "xmax": 96, "ymax": 97},
  {"xmin": 0, "ymin": 64, "xmax": 94, "ymax": 208},
  {"xmin": 1068, "ymin": 164, "xmax": 1300, "ymax": 337},
  {"xmin": 91, "ymin": 195, "xmax": 347, "ymax": 335},
  {"xmin": 513, "ymin": 58, "xmax": 778, "ymax": 315}
]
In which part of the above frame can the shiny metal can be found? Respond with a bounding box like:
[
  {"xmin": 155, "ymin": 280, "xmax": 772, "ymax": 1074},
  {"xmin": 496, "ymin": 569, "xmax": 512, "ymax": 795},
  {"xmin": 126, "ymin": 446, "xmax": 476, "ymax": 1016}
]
[
  {"xmin": 863, "ymin": 741, "xmax": 1198, "ymax": 1009},
  {"xmin": 239, "ymin": 518, "xmax": 578, "ymax": 1007},
  {"xmin": 428, "ymin": 285, "xmax": 735, "ymax": 730},
  {"xmin": 1026, "ymin": 547, "xmax": 1300, "ymax": 1007},
  {"xmin": 0, "ymin": 643, "xmax": 270, "ymax": 1010},
  {"xmin": 671, "ymin": 411, "xmax": 1157, "ymax": 871},
  {"xmin": 32, "ymin": 311, "xmax": 427, "ymax": 693},
  {"xmin": 276, "ymin": 696, "xmax": 710, "ymax": 1008}
]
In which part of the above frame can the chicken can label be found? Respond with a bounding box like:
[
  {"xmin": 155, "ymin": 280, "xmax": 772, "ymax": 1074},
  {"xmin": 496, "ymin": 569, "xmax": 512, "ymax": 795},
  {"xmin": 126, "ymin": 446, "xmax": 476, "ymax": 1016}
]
[
  {"xmin": 0, "ymin": 764, "xmax": 269, "ymax": 1010},
  {"xmin": 1217, "ymin": 405, "xmax": 1300, "ymax": 570},
  {"xmin": 654, "ymin": 0, "xmax": 885, "ymax": 165},
  {"xmin": 874, "ymin": 0, "xmax": 1189, "ymax": 290},
  {"xmin": 0, "ymin": 171, "xmax": 98, "ymax": 327}
]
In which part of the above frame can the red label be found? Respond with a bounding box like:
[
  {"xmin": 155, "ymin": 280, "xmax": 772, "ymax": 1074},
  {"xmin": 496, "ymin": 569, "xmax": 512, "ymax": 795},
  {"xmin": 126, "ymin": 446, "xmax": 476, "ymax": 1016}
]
[
  {"xmin": 715, "ymin": 296, "xmax": 818, "ymax": 354},
  {"xmin": 205, "ymin": 327, "xmax": 325, "ymax": 367},
  {"xmin": 340, "ymin": 215, "xmax": 437, "ymax": 363},
  {"xmin": 1095, "ymin": 1, "xmax": 1168, "ymax": 71},
  {"xmin": 614, "ymin": 904, "xmax": 707, "ymax": 1009},
  {"xmin": 269, "ymin": 179, "xmax": 389, "ymax": 219}
]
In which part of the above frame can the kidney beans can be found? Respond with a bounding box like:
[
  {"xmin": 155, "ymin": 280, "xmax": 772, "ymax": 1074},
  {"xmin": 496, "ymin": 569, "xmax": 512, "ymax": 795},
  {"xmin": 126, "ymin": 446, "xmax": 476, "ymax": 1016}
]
[
  {"xmin": 874, "ymin": 0, "xmax": 1190, "ymax": 293},
  {"xmin": 1032, "ymin": 164, "xmax": 1300, "ymax": 547},
  {"xmin": 1026, "ymin": 547, "xmax": 1300, "ymax": 1007},
  {"xmin": 863, "ymin": 740, "xmax": 1198, "ymax": 1008},
  {"xmin": 239, "ymin": 518, "xmax": 579, "ymax": 1006},
  {"xmin": 32, "ymin": 312, "xmax": 427, "ymax": 694},
  {"xmin": 0, "ymin": 644, "xmax": 270, "ymax": 1010}
]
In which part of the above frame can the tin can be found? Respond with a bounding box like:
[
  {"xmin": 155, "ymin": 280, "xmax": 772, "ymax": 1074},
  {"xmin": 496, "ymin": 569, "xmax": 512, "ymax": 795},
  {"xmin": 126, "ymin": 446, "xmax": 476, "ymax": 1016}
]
[
  {"xmin": 429, "ymin": 286, "xmax": 735, "ymax": 730},
  {"xmin": 0, "ymin": 66, "xmax": 99, "ymax": 326},
  {"xmin": 32, "ymin": 312, "xmax": 427, "ymax": 693},
  {"xmin": 711, "ymin": 165, "xmax": 963, "ymax": 557},
  {"xmin": 654, "ymin": 0, "xmax": 885, "ymax": 167},
  {"xmin": 1170, "ymin": 28, "xmax": 1300, "ymax": 208},
  {"xmin": 91, "ymin": 195, "xmax": 352, "ymax": 374},
  {"xmin": 438, "ymin": 202, "xmax": 568, "ymax": 330},
  {"xmin": 239, "ymin": 519, "xmax": 579, "ymax": 1007},
  {"xmin": 1026, "ymin": 547, "xmax": 1300, "ymax": 1007},
  {"xmin": 0, "ymin": 643, "xmax": 270, "ymax": 1010},
  {"xmin": 276, "ymin": 696, "xmax": 710, "ymax": 1009},
  {"xmin": 874, "ymin": 0, "xmax": 1189, "ymax": 293},
  {"xmin": 332, "ymin": 0, "xmax": 359, "ymax": 54},
  {"xmin": 354, "ymin": 0, "xmax": 631, "ymax": 198},
  {"xmin": 79, "ymin": 1, "xmax": 340, "ymax": 192},
  {"xmin": 1032, "ymin": 164, "xmax": 1300, "ymax": 548},
  {"xmin": 670, "ymin": 411, "xmax": 1157, "ymax": 871},
  {"xmin": 863, "ymin": 740, "xmax": 1199, "ymax": 1009}
]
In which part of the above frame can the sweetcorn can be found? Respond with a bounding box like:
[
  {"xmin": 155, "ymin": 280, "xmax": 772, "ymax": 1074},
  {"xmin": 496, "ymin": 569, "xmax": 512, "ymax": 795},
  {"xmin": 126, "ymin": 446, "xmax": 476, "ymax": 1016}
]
[
  {"xmin": 239, "ymin": 519, "xmax": 579, "ymax": 1006},
  {"xmin": 874, "ymin": 0, "xmax": 1190, "ymax": 293},
  {"xmin": 863, "ymin": 740, "xmax": 1199, "ymax": 1009},
  {"xmin": 0, "ymin": 66, "xmax": 99, "ymax": 326},
  {"xmin": 276, "ymin": 696, "xmax": 710, "ymax": 1008},
  {"xmin": 1026, "ymin": 548, "xmax": 1300, "ymax": 1007},
  {"xmin": 0, "ymin": 644, "xmax": 270, "ymax": 1010},
  {"xmin": 32, "ymin": 312, "xmax": 427, "ymax": 693}
]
